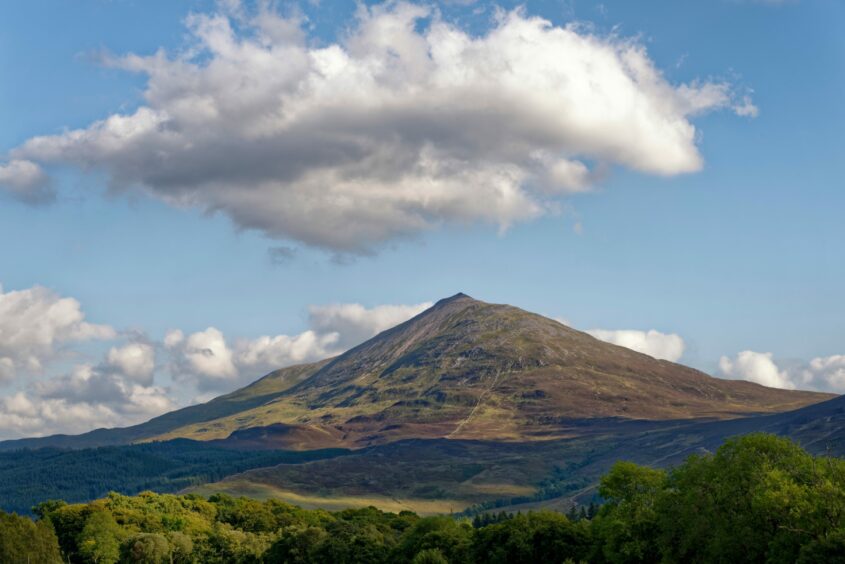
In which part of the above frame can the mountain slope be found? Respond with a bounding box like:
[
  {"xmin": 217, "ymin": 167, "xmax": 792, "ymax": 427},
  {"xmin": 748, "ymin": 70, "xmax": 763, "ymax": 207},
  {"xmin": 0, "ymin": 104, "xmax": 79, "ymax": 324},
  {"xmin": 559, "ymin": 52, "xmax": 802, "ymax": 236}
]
[
  {"xmin": 147, "ymin": 293, "xmax": 830, "ymax": 447},
  {"xmin": 2, "ymin": 293, "xmax": 830, "ymax": 452},
  {"xmin": 190, "ymin": 394, "xmax": 845, "ymax": 516}
]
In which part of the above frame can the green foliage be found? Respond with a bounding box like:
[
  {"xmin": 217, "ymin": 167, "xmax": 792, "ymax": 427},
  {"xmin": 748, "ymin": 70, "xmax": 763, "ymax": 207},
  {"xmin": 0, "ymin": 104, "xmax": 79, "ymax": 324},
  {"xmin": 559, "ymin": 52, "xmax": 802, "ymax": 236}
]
[
  {"xmin": 0, "ymin": 440, "xmax": 349, "ymax": 516},
  {"xmin": 394, "ymin": 516, "xmax": 473, "ymax": 563},
  {"xmin": 4, "ymin": 433, "xmax": 845, "ymax": 564},
  {"xmin": 472, "ymin": 511, "xmax": 590, "ymax": 564},
  {"xmin": 590, "ymin": 433, "xmax": 845, "ymax": 564},
  {"xmin": 166, "ymin": 532, "xmax": 193, "ymax": 564},
  {"xmin": 0, "ymin": 510, "xmax": 62, "ymax": 563},
  {"xmin": 655, "ymin": 433, "xmax": 845, "ymax": 564},
  {"xmin": 263, "ymin": 525, "xmax": 329, "ymax": 563},
  {"xmin": 120, "ymin": 533, "xmax": 170, "ymax": 564},
  {"xmin": 79, "ymin": 510, "xmax": 124, "ymax": 564},
  {"xmin": 411, "ymin": 548, "xmax": 449, "ymax": 564},
  {"xmin": 591, "ymin": 462, "xmax": 666, "ymax": 563}
]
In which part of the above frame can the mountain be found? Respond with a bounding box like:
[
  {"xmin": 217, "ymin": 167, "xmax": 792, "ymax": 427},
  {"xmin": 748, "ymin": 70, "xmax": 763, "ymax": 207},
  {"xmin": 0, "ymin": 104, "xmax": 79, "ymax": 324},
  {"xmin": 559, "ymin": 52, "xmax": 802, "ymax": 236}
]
[
  {"xmin": 1, "ymin": 293, "xmax": 840, "ymax": 516},
  {"xmin": 144, "ymin": 293, "xmax": 828, "ymax": 447},
  {"xmin": 3, "ymin": 293, "xmax": 827, "ymax": 452}
]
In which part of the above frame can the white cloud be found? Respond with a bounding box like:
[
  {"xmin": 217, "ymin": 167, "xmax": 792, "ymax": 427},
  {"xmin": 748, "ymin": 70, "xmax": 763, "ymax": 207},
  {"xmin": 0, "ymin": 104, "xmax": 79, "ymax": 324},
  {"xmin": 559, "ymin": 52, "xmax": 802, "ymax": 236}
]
[
  {"xmin": 587, "ymin": 328, "xmax": 686, "ymax": 362},
  {"xmin": 722, "ymin": 352, "xmax": 845, "ymax": 393},
  {"xmin": 0, "ymin": 381, "xmax": 174, "ymax": 439},
  {"xmin": 733, "ymin": 95, "xmax": 760, "ymax": 117},
  {"xmin": 7, "ymin": 2, "xmax": 753, "ymax": 253},
  {"xmin": 234, "ymin": 331, "xmax": 339, "ymax": 373},
  {"xmin": 719, "ymin": 350, "xmax": 795, "ymax": 389},
  {"xmin": 0, "ymin": 284, "xmax": 116, "ymax": 381},
  {"xmin": 163, "ymin": 329, "xmax": 185, "ymax": 349},
  {"xmin": 0, "ymin": 159, "xmax": 53, "ymax": 204},
  {"xmin": 179, "ymin": 327, "xmax": 238, "ymax": 382},
  {"xmin": 1, "ymin": 351, "xmax": 175, "ymax": 440},
  {"xmin": 106, "ymin": 342, "xmax": 156, "ymax": 384},
  {"xmin": 799, "ymin": 355, "xmax": 845, "ymax": 392},
  {"xmin": 0, "ymin": 391, "xmax": 120, "ymax": 439}
]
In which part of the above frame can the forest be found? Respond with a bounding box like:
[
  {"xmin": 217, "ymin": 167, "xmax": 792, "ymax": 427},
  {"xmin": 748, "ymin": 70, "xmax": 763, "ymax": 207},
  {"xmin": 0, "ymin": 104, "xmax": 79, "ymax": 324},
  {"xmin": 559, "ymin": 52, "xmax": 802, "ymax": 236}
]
[
  {"xmin": 2, "ymin": 433, "xmax": 845, "ymax": 563},
  {"xmin": 0, "ymin": 440, "xmax": 349, "ymax": 516}
]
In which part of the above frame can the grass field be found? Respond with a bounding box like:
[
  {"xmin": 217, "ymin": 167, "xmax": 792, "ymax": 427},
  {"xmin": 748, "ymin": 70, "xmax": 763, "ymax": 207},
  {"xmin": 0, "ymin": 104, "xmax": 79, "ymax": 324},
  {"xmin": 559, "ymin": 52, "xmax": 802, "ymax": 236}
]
[{"xmin": 188, "ymin": 479, "xmax": 472, "ymax": 515}]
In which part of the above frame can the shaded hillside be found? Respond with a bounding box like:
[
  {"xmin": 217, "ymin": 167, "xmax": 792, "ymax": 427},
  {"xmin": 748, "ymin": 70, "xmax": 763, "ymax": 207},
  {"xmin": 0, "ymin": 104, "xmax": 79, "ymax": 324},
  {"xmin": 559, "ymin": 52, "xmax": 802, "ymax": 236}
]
[
  {"xmin": 149, "ymin": 294, "xmax": 829, "ymax": 447},
  {"xmin": 0, "ymin": 439, "xmax": 349, "ymax": 516},
  {"xmin": 192, "ymin": 394, "xmax": 845, "ymax": 516}
]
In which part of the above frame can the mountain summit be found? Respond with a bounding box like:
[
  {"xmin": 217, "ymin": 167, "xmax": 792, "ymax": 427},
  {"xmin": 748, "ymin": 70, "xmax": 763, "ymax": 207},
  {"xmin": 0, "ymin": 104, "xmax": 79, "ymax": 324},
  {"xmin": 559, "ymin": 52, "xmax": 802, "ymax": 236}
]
[
  {"xmin": 1, "ymin": 294, "xmax": 829, "ymax": 452},
  {"xmin": 143, "ymin": 294, "xmax": 828, "ymax": 448}
]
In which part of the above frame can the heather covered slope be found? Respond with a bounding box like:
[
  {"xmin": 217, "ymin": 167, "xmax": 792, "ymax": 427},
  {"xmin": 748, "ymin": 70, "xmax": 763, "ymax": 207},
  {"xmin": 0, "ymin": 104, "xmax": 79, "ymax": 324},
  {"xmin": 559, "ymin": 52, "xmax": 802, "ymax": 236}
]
[
  {"xmin": 190, "ymin": 394, "xmax": 845, "ymax": 517},
  {"xmin": 148, "ymin": 293, "xmax": 830, "ymax": 447},
  {"xmin": 2, "ymin": 293, "xmax": 830, "ymax": 452}
]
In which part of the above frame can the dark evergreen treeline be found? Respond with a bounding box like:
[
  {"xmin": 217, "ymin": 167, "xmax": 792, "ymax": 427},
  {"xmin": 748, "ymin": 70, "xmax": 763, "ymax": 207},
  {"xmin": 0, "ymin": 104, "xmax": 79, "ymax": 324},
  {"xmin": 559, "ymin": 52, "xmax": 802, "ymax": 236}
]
[
  {"xmin": 3, "ymin": 433, "xmax": 845, "ymax": 563},
  {"xmin": 0, "ymin": 439, "xmax": 349, "ymax": 515}
]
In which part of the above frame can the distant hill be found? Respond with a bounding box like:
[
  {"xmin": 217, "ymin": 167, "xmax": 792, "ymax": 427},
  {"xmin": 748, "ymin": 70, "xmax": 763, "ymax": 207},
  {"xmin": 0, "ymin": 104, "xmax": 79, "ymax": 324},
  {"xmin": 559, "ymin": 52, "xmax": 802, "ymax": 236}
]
[{"xmin": 2, "ymin": 293, "xmax": 830, "ymax": 452}]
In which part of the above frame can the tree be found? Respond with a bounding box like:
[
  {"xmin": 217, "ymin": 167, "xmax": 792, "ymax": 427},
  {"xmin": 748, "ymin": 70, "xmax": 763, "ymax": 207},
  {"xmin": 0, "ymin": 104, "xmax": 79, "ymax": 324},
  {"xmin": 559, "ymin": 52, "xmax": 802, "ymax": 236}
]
[
  {"xmin": 79, "ymin": 510, "xmax": 124, "ymax": 564},
  {"xmin": 393, "ymin": 516, "xmax": 472, "ymax": 564},
  {"xmin": 590, "ymin": 461, "xmax": 666, "ymax": 563},
  {"xmin": 120, "ymin": 533, "xmax": 170, "ymax": 564},
  {"xmin": 411, "ymin": 548, "xmax": 449, "ymax": 564},
  {"xmin": 42, "ymin": 503, "xmax": 91, "ymax": 561},
  {"xmin": 167, "ymin": 532, "xmax": 194, "ymax": 564},
  {"xmin": 797, "ymin": 529, "xmax": 845, "ymax": 564},
  {"xmin": 314, "ymin": 519, "xmax": 392, "ymax": 564},
  {"xmin": 657, "ymin": 434, "xmax": 845, "ymax": 564},
  {"xmin": 210, "ymin": 495, "xmax": 277, "ymax": 534},
  {"xmin": 472, "ymin": 511, "xmax": 589, "ymax": 564},
  {"xmin": 263, "ymin": 525, "xmax": 328, "ymax": 564},
  {"xmin": 0, "ymin": 510, "xmax": 63, "ymax": 564},
  {"xmin": 33, "ymin": 499, "xmax": 67, "ymax": 520}
]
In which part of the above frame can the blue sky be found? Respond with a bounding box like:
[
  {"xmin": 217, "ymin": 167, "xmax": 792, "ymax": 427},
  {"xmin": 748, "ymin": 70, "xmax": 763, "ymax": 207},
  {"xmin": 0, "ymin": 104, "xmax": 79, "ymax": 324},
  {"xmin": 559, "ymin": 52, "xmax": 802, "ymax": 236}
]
[{"xmin": 0, "ymin": 0, "xmax": 842, "ymax": 437}]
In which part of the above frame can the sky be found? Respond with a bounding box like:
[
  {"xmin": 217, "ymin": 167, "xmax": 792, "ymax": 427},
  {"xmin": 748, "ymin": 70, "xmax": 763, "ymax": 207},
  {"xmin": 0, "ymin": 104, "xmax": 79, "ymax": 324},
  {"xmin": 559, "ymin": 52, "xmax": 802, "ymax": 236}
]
[{"xmin": 0, "ymin": 0, "xmax": 843, "ymax": 439}]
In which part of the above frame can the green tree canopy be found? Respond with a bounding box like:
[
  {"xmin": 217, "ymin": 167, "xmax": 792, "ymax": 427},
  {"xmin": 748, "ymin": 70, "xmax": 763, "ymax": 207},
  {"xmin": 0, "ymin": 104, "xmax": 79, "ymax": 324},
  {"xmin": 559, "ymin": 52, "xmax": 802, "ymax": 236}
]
[{"xmin": 0, "ymin": 510, "xmax": 62, "ymax": 564}]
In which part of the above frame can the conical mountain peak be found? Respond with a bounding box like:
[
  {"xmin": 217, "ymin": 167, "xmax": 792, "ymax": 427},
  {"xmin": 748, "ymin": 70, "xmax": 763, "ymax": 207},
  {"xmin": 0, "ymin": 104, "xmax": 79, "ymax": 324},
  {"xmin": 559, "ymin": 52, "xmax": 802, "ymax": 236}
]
[
  {"xmin": 170, "ymin": 296, "xmax": 825, "ymax": 448},
  {"xmin": 434, "ymin": 292, "xmax": 474, "ymax": 305},
  {"xmin": 6, "ymin": 296, "xmax": 828, "ymax": 451}
]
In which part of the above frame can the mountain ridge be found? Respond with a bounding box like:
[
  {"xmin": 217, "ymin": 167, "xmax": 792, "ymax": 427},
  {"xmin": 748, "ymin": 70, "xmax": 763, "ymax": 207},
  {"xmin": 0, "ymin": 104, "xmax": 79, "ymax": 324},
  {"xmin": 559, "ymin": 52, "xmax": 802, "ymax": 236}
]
[{"xmin": 0, "ymin": 293, "xmax": 832, "ymax": 451}]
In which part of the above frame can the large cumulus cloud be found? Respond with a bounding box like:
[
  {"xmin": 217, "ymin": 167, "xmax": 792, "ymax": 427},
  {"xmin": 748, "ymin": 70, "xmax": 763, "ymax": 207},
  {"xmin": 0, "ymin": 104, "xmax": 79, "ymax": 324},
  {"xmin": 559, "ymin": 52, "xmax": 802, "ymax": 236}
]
[
  {"xmin": 0, "ymin": 284, "xmax": 115, "ymax": 381},
  {"xmin": 2, "ymin": 2, "xmax": 754, "ymax": 252},
  {"xmin": 0, "ymin": 340, "xmax": 174, "ymax": 439}
]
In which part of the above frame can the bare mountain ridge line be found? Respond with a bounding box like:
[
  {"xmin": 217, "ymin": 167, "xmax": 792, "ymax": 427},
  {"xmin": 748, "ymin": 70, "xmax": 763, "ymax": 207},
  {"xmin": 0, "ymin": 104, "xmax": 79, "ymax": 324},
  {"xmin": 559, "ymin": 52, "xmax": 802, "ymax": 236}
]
[{"xmin": 0, "ymin": 293, "xmax": 832, "ymax": 451}]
